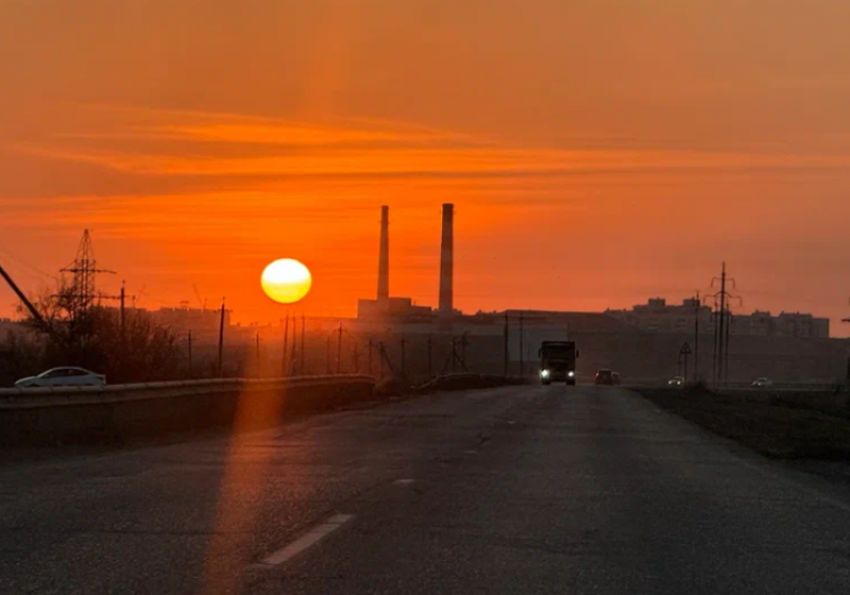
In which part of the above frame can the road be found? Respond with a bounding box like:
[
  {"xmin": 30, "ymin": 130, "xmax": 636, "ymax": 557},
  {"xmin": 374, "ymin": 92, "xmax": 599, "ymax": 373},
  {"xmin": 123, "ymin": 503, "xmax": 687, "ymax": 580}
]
[{"xmin": 1, "ymin": 386, "xmax": 849, "ymax": 594}]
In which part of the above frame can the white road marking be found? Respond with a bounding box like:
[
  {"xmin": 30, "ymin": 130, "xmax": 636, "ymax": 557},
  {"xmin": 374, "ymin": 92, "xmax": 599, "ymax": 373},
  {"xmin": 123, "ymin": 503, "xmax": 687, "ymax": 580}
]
[
  {"xmin": 393, "ymin": 478, "xmax": 415, "ymax": 485},
  {"xmin": 259, "ymin": 513, "xmax": 354, "ymax": 567}
]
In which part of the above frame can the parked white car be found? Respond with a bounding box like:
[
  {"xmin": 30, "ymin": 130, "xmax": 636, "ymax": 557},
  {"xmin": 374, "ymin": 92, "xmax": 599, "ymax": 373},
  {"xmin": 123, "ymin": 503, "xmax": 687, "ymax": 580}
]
[
  {"xmin": 14, "ymin": 367, "xmax": 106, "ymax": 389},
  {"xmin": 752, "ymin": 377, "xmax": 774, "ymax": 388}
]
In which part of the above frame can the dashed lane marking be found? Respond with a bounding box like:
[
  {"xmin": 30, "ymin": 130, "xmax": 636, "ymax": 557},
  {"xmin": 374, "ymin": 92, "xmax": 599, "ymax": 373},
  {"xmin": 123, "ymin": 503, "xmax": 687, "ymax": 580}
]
[{"xmin": 258, "ymin": 514, "xmax": 354, "ymax": 567}]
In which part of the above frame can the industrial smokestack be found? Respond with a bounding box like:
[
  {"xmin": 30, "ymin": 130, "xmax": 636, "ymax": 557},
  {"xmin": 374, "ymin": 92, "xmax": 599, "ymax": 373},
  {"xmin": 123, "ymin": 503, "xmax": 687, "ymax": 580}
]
[
  {"xmin": 439, "ymin": 203, "xmax": 454, "ymax": 316},
  {"xmin": 377, "ymin": 205, "xmax": 390, "ymax": 301}
]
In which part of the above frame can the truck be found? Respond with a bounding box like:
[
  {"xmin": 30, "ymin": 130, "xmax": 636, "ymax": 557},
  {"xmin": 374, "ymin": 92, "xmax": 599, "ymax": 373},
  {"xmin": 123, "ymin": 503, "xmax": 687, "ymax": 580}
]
[{"xmin": 538, "ymin": 341, "xmax": 579, "ymax": 385}]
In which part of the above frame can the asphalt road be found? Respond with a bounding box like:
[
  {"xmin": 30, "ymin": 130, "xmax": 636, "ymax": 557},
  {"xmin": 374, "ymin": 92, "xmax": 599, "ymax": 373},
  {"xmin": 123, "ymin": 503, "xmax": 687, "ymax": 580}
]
[{"xmin": 2, "ymin": 386, "xmax": 849, "ymax": 594}]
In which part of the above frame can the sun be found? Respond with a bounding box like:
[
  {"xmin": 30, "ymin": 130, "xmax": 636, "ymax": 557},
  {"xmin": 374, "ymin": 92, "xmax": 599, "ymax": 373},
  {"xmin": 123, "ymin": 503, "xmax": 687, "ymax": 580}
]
[{"xmin": 261, "ymin": 259, "xmax": 313, "ymax": 304}]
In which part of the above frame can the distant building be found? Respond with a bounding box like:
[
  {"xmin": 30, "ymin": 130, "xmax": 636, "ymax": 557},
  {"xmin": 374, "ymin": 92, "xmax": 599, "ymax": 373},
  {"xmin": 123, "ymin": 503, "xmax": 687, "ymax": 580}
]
[
  {"xmin": 773, "ymin": 312, "xmax": 830, "ymax": 339},
  {"xmin": 151, "ymin": 307, "xmax": 231, "ymax": 334},
  {"xmin": 98, "ymin": 306, "xmax": 231, "ymax": 338},
  {"xmin": 606, "ymin": 298, "xmax": 830, "ymax": 338},
  {"xmin": 357, "ymin": 297, "xmax": 435, "ymax": 323},
  {"xmin": 606, "ymin": 297, "xmax": 712, "ymax": 334}
]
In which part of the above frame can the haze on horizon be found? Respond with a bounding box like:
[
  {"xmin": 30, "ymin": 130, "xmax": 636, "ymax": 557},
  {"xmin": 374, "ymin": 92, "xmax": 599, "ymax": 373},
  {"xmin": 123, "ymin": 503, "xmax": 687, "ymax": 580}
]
[{"xmin": 1, "ymin": 0, "xmax": 849, "ymax": 334}]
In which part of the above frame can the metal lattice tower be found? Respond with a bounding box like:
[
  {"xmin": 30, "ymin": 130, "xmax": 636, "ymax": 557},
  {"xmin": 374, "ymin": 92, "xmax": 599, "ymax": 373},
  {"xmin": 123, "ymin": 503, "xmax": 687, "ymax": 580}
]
[
  {"xmin": 705, "ymin": 262, "xmax": 742, "ymax": 386},
  {"xmin": 60, "ymin": 230, "xmax": 115, "ymax": 323}
]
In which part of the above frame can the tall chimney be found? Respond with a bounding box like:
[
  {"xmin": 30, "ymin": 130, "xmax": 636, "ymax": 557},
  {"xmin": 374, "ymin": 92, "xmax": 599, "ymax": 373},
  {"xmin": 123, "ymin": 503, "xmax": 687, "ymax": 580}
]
[
  {"xmin": 439, "ymin": 203, "xmax": 454, "ymax": 316},
  {"xmin": 377, "ymin": 205, "xmax": 389, "ymax": 301}
]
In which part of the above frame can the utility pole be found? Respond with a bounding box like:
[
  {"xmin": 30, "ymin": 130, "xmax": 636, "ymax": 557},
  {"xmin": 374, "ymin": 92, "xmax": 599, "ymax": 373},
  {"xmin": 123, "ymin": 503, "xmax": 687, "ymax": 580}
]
[
  {"xmin": 503, "ymin": 311, "xmax": 509, "ymax": 377},
  {"xmin": 0, "ymin": 261, "xmax": 49, "ymax": 330},
  {"xmin": 353, "ymin": 342, "xmax": 361, "ymax": 373},
  {"xmin": 708, "ymin": 263, "xmax": 740, "ymax": 387},
  {"xmin": 717, "ymin": 263, "xmax": 727, "ymax": 385},
  {"xmin": 326, "ymin": 334, "xmax": 332, "ymax": 374},
  {"xmin": 427, "ymin": 335, "xmax": 433, "ymax": 378},
  {"xmin": 725, "ymin": 308, "xmax": 732, "ymax": 384},
  {"xmin": 712, "ymin": 306, "xmax": 719, "ymax": 383},
  {"xmin": 694, "ymin": 290, "xmax": 700, "ymax": 383},
  {"xmin": 218, "ymin": 298, "xmax": 226, "ymax": 376},
  {"xmin": 460, "ymin": 332, "xmax": 469, "ymax": 370},
  {"xmin": 843, "ymin": 302, "xmax": 849, "ymax": 392},
  {"xmin": 187, "ymin": 331, "xmax": 193, "ymax": 378},
  {"xmin": 282, "ymin": 313, "xmax": 290, "ymax": 376},
  {"xmin": 337, "ymin": 322, "xmax": 343, "ymax": 374},
  {"xmin": 290, "ymin": 314, "xmax": 298, "ymax": 376},
  {"xmin": 119, "ymin": 281, "xmax": 126, "ymax": 343},
  {"xmin": 679, "ymin": 343, "xmax": 692, "ymax": 381},
  {"xmin": 256, "ymin": 332, "xmax": 261, "ymax": 379},
  {"xmin": 400, "ymin": 335, "xmax": 407, "ymax": 380},
  {"xmin": 519, "ymin": 311, "xmax": 525, "ymax": 378},
  {"xmin": 300, "ymin": 313, "xmax": 306, "ymax": 375}
]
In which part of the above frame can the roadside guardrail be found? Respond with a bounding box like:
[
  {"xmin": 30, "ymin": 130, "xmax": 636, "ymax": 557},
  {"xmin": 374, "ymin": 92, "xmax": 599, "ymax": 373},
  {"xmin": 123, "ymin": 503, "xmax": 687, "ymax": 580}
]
[{"xmin": 0, "ymin": 375, "xmax": 375, "ymax": 447}]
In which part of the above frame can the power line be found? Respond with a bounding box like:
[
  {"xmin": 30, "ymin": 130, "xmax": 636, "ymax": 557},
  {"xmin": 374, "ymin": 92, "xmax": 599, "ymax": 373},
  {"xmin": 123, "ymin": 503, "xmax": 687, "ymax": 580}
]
[
  {"xmin": 0, "ymin": 247, "xmax": 58, "ymax": 281},
  {"xmin": 705, "ymin": 262, "xmax": 742, "ymax": 386}
]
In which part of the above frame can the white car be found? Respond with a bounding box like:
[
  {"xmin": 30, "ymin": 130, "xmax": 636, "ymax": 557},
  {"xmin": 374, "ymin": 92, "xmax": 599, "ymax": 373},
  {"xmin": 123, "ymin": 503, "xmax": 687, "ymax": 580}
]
[
  {"xmin": 668, "ymin": 376, "xmax": 685, "ymax": 388},
  {"xmin": 752, "ymin": 377, "xmax": 774, "ymax": 388},
  {"xmin": 14, "ymin": 367, "xmax": 106, "ymax": 389}
]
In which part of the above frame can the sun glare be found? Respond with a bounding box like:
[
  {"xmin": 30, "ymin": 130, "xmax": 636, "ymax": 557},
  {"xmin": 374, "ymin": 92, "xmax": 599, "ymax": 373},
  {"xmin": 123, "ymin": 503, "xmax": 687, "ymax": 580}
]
[{"xmin": 261, "ymin": 259, "xmax": 312, "ymax": 304}]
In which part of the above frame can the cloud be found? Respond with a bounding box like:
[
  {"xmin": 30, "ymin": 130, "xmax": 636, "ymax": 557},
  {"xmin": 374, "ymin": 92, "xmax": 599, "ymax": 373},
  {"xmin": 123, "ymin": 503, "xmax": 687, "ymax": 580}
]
[{"xmin": 10, "ymin": 105, "xmax": 850, "ymax": 186}]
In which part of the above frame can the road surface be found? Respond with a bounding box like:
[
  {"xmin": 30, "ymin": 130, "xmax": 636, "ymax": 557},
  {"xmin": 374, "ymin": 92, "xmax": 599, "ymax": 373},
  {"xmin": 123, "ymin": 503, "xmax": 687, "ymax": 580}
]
[{"xmin": 1, "ymin": 386, "xmax": 849, "ymax": 594}]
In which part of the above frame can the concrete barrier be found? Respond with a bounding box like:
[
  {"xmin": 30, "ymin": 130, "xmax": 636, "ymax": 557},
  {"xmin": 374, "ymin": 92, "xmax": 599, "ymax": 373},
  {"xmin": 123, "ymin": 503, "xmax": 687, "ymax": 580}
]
[{"xmin": 0, "ymin": 375, "xmax": 375, "ymax": 447}]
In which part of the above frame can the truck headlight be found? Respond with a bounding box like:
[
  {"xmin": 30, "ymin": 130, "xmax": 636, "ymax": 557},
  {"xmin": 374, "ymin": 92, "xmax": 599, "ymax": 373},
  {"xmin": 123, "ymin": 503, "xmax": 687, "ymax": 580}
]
[
  {"xmin": 568, "ymin": 371, "xmax": 575, "ymax": 378},
  {"xmin": 541, "ymin": 369, "xmax": 551, "ymax": 378}
]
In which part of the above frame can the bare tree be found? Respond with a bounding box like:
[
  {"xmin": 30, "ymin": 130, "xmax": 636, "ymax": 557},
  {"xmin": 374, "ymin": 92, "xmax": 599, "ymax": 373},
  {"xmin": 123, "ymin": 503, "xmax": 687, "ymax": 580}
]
[{"xmin": 1, "ymin": 279, "xmax": 183, "ymax": 385}]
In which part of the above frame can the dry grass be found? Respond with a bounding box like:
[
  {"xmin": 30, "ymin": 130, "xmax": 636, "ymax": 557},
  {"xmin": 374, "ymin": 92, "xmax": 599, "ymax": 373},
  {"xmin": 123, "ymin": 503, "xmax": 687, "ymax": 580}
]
[{"xmin": 640, "ymin": 386, "xmax": 850, "ymax": 460}]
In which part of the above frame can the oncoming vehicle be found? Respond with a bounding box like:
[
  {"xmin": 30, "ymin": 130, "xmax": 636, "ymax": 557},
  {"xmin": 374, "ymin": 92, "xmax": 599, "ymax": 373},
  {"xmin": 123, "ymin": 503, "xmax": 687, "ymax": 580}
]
[
  {"xmin": 14, "ymin": 367, "xmax": 106, "ymax": 389},
  {"xmin": 595, "ymin": 369, "xmax": 615, "ymax": 386},
  {"xmin": 668, "ymin": 376, "xmax": 685, "ymax": 388},
  {"xmin": 752, "ymin": 377, "xmax": 774, "ymax": 389},
  {"xmin": 539, "ymin": 341, "xmax": 579, "ymax": 386}
]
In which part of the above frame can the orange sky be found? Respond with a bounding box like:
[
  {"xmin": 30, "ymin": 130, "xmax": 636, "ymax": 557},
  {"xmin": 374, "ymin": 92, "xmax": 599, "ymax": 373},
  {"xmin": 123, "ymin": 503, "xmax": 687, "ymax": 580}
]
[{"xmin": 1, "ymin": 0, "xmax": 849, "ymax": 334}]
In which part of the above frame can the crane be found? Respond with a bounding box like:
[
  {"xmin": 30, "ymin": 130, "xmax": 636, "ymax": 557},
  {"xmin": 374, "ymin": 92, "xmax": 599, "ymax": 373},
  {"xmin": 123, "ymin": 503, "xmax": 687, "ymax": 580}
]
[{"xmin": 192, "ymin": 284, "xmax": 207, "ymax": 312}]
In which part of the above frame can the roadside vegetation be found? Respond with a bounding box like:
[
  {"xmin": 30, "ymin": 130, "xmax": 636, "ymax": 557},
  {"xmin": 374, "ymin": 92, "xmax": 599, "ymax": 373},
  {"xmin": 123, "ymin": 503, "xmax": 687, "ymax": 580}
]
[
  {"xmin": 640, "ymin": 383, "xmax": 850, "ymax": 460},
  {"xmin": 0, "ymin": 279, "xmax": 183, "ymax": 386}
]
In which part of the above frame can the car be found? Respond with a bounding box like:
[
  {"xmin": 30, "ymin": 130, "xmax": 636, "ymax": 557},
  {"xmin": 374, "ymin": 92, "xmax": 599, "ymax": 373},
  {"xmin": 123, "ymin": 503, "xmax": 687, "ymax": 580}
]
[
  {"xmin": 612, "ymin": 372, "xmax": 621, "ymax": 386},
  {"xmin": 14, "ymin": 367, "xmax": 106, "ymax": 389},
  {"xmin": 594, "ymin": 369, "xmax": 615, "ymax": 386},
  {"xmin": 668, "ymin": 376, "xmax": 685, "ymax": 388},
  {"xmin": 752, "ymin": 377, "xmax": 773, "ymax": 389}
]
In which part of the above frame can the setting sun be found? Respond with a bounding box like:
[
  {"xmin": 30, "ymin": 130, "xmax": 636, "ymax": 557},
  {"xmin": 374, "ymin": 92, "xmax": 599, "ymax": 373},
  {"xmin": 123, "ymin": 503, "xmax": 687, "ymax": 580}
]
[{"xmin": 261, "ymin": 259, "xmax": 312, "ymax": 304}]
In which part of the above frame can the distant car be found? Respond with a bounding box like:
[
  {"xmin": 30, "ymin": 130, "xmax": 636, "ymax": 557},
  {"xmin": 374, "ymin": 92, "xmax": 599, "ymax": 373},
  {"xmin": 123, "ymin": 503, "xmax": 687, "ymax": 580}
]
[
  {"xmin": 752, "ymin": 377, "xmax": 773, "ymax": 389},
  {"xmin": 14, "ymin": 367, "xmax": 106, "ymax": 389},
  {"xmin": 595, "ymin": 369, "xmax": 615, "ymax": 386},
  {"xmin": 612, "ymin": 372, "xmax": 621, "ymax": 386},
  {"xmin": 668, "ymin": 376, "xmax": 685, "ymax": 388}
]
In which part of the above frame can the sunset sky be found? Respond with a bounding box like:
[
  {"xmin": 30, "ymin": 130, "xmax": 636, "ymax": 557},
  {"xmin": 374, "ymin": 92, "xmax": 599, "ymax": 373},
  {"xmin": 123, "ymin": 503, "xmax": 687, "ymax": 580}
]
[{"xmin": 1, "ymin": 0, "xmax": 849, "ymax": 334}]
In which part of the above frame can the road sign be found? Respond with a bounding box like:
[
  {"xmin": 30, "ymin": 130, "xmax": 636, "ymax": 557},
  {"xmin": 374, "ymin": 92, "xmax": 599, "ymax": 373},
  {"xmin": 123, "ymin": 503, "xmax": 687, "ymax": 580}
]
[{"xmin": 680, "ymin": 343, "xmax": 693, "ymax": 356}]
